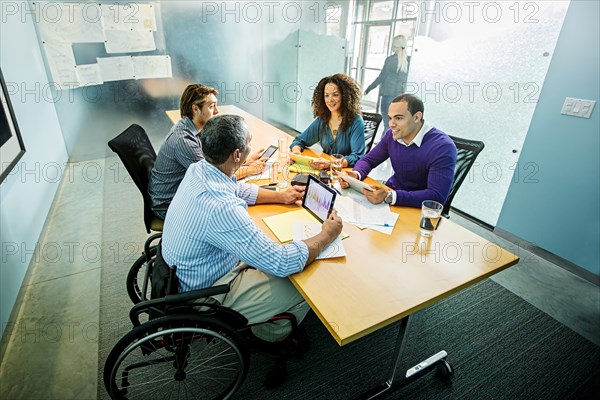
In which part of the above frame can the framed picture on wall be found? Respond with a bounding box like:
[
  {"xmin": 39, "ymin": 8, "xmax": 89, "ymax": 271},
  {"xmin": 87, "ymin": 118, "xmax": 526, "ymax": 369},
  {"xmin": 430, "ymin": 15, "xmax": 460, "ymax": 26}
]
[{"xmin": 0, "ymin": 68, "xmax": 26, "ymax": 183}]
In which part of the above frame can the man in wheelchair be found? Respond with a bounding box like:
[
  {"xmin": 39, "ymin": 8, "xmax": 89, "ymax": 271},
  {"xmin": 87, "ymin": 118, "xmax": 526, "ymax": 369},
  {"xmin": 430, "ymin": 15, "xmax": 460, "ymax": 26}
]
[{"xmin": 160, "ymin": 114, "xmax": 343, "ymax": 384}]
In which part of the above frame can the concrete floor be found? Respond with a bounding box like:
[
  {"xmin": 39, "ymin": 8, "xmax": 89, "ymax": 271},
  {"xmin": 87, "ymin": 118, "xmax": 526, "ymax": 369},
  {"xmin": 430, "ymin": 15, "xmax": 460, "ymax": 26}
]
[{"xmin": 0, "ymin": 157, "xmax": 598, "ymax": 400}]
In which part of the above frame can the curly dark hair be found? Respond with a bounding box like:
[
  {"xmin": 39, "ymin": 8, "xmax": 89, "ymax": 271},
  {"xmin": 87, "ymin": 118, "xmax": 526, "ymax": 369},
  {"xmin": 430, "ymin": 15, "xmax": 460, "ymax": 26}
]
[{"xmin": 312, "ymin": 73, "xmax": 362, "ymax": 133}]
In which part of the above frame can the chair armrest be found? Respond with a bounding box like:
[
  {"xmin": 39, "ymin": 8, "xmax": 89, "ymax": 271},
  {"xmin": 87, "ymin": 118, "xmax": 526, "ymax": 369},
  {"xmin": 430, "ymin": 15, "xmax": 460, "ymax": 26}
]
[
  {"xmin": 144, "ymin": 232, "xmax": 162, "ymax": 257},
  {"xmin": 151, "ymin": 202, "xmax": 170, "ymax": 212},
  {"xmin": 128, "ymin": 284, "xmax": 231, "ymax": 326},
  {"xmin": 165, "ymin": 284, "xmax": 230, "ymax": 305}
]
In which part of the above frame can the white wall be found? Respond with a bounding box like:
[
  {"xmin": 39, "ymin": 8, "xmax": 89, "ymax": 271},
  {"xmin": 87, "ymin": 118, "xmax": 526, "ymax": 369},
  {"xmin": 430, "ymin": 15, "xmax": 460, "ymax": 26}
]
[{"xmin": 1, "ymin": 6, "xmax": 68, "ymax": 336}]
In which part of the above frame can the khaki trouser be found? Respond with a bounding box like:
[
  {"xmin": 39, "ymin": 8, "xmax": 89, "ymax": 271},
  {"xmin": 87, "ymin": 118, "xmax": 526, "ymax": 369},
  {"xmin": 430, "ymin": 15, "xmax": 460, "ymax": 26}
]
[{"xmin": 210, "ymin": 263, "xmax": 310, "ymax": 342}]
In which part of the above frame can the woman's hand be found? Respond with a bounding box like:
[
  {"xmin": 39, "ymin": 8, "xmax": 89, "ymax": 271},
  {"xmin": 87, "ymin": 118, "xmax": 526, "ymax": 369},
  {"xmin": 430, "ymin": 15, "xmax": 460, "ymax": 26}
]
[
  {"xmin": 291, "ymin": 146, "xmax": 302, "ymax": 155},
  {"xmin": 309, "ymin": 157, "xmax": 330, "ymax": 170}
]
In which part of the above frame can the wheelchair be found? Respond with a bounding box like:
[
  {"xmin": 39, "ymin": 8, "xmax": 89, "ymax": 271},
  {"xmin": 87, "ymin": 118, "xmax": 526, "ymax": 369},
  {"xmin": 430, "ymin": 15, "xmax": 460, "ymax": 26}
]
[
  {"xmin": 126, "ymin": 233, "xmax": 161, "ymax": 304},
  {"xmin": 104, "ymin": 241, "xmax": 306, "ymax": 399}
]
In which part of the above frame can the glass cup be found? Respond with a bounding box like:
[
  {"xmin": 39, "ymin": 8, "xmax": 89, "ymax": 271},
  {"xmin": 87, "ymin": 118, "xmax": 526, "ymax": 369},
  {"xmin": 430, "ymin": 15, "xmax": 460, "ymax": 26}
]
[
  {"xmin": 419, "ymin": 200, "xmax": 443, "ymax": 237},
  {"xmin": 270, "ymin": 161, "xmax": 279, "ymax": 184},
  {"xmin": 277, "ymin": 162, "xmax": 289, "ymax": 189},
  {"xmin": 278, "ymin": 137, "xmax": 288, "ymax": 159},
  {"xmin": 329, "ymin": 154, "xmax": 344, "ymax": 183}
]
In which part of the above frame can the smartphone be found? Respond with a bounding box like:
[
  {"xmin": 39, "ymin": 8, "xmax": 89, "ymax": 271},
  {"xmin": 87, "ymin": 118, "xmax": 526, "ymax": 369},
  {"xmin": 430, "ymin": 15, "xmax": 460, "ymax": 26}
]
[{"xmin": 259, "ymin": 145, "xmax": 278, "ymax": 159}]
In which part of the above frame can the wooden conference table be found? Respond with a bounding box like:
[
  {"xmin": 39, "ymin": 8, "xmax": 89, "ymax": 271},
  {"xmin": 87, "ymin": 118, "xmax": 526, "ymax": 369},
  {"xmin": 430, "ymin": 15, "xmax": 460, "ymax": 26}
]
[{"xmin": 166, "ymin": 106, "xmax": 520, "ymax": 398}]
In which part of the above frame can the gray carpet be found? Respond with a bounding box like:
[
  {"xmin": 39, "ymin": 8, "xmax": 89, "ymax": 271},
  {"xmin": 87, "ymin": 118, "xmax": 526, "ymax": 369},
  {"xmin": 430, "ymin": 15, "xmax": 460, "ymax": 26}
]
[
  {"xmin": 97, "ymin": 161, "xmax": 599, "ymax": 399},
  {"xmin": 98, "ymin": 271, "xmax": 599, "ymax": 399}
]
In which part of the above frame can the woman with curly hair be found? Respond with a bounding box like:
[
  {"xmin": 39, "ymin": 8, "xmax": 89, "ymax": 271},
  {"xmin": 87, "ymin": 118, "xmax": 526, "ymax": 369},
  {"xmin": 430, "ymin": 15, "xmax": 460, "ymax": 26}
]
[{"xmin": 290, "ymin": 73, "xmax": 365, "ymax": 170}]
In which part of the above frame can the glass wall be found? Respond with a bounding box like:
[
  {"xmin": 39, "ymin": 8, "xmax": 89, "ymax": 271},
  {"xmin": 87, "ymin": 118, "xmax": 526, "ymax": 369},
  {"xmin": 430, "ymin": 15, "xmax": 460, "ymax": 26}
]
[
  {"xmin": 408, "ymin": 0, "xmax": 569, "ymax": 225},
  {"xmin": 349, "ymin": 0, "xmax": 569, "ymax": 225},
  {"xmin": 29, "ymin": 0, "xmax": 349, "ymax": 161}
]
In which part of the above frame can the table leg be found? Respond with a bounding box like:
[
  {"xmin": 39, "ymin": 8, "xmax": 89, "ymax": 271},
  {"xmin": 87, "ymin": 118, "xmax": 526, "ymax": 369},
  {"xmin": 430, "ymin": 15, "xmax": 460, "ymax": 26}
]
[{"xmin": 358, "ymin": 315, "xmax": 453, "ymax": 399}]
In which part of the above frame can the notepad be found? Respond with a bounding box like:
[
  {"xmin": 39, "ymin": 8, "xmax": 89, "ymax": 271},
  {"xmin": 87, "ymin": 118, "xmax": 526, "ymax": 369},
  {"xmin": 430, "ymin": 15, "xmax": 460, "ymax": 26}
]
[
  {"xmin": 289, "ymin": 164, "xmax": 322, "ymax": 175},
  {"xmin": 263, "ymin": 209, "xmax": 349, "ymax": 243},
  {"xmin": 264, "ymin": 209, "xmax": 322, "ymax": 242},
  {"xmin": 289, "ymin": 153, "xmax": 317, "ymax": 166}
]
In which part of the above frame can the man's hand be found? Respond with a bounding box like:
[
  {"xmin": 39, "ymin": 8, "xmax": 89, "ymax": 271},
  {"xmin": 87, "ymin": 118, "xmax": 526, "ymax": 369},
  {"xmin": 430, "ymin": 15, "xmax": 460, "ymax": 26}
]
[
  {"xmin": 245, "ymin": 148, "xmax": 265, "ymax": 164},
  {"xmin": 363, "ymin": 185, "xmax": 387, "ymax": 204},
  {"xmin": 302, "ymin": 210, "xmax": 343, "ymax": 265},
  {"xmin": 338, "ymin": 170, "xmax": 359, "ymax": 189},
  {"xmin": 309, "ymin": 157, "xmax": 330, "ymax": 170},
  {"xmin": 278, "ymin": 185, "xmax": 305, "ymax": 204},
  {"xmin": 244, "ymin": 158, "xmax": 267, "ymax": 175},
  {"xmin": 291, "ymin": 146, "xmax": 302, "ymax": 155},
  {"xmin": 322, "ymin": 210, "xmax": 343, "ymax": 239}
]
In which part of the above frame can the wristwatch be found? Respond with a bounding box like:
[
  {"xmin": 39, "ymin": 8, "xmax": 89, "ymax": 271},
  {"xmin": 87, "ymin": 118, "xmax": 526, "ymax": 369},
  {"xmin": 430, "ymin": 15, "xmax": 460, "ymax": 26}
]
[{"xmin": 384, "ymin": 190, "xmax": 394, "ymax": 205}]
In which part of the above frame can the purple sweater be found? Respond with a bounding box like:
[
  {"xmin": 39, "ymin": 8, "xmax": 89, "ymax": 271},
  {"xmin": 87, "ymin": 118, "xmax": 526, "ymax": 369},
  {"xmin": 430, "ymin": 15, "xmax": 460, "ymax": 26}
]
[{"xmin": 354, "ymin": 127, "xmax": 457, "ymax": 207}]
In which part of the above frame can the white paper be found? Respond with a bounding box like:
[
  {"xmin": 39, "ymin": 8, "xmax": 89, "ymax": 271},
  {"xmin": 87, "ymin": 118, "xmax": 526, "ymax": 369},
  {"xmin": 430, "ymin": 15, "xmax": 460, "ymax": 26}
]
[
  {"xmin": 335, "ymin": 189, "xmax": 399, "ymax": 235},
  {"xmin": 292, "ymin": 221, "xmax": 346, "ymax": 260},
  {"xmin": 42, "ymin": 42, "xmax": 78, "ymax": 87},
  {"xmin": 243, "ymin": 162, "xmax": 273, "ymax": 181},
  {"xmin": 101, "ymin": 3, "xmax": 157, "ymax": 31},
  {"xmin": 132, "ymin": 55, "xmax": 172, "ymax": 79},
  {"xmin": 104, "ymin": 30, "xmax": 156, "ymax": 53},
  {"xmin": 75, "ymin": 64, "xmax": 103, "ymax": 86},
  {"xmin": 36, "ymin": 3, "xmax": 104, "ymax": 43},
  {"xmin": 97, "ymin": 56, "xmax": 134, "ymax": 81},
  {"xmin": 353, "ymin": 212, "xmax": 399, "ymax": 235}
]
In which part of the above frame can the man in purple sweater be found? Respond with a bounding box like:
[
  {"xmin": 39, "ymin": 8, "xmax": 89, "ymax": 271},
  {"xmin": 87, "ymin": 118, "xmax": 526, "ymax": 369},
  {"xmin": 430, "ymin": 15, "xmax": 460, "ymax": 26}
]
[{"xmin": 340, "ymin": 94, "xmax": 457, "ymax": 207}]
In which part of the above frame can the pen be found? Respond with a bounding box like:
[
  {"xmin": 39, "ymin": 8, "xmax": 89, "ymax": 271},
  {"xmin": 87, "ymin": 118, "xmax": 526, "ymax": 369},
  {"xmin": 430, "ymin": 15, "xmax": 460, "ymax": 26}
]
[
  {"xmin": 259, "ymin": 183, "xmax": 278, "ymax": 188},
  {"xmin": 330, "ymin": 184, "xmax": 342, "ymax": 195},
  {"xmin": 346, "ymin": 221, "xmax": 391, "ymax": 227}
]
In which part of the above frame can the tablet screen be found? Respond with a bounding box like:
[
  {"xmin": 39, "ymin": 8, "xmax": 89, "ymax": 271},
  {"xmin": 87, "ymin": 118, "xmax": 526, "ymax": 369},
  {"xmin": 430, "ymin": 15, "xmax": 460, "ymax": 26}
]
[
  {"xmin": 260, "ymin": 145, "xmax": 278, "ymax": 159},
  {"xmin": 302, "ymin": 175, "xmax": 336, "ymax": 222}
]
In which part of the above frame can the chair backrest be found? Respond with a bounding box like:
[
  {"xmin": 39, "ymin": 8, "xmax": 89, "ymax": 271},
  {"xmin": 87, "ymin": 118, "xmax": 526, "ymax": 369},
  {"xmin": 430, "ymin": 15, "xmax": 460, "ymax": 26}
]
[
  {"xmin": 443, "ymin": 135, "xmax": 485, "ymax": 218},
  {"xmin": 362, "ymin": 112, "xmax": 383, "ymax": 153},
  {"xmin": 107, "ymin": 124, "xmax": 157, "ymax": 233}
]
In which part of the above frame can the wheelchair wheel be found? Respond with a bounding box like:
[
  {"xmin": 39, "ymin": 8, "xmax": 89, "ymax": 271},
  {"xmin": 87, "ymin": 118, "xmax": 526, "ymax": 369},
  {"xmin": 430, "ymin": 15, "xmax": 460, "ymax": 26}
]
[
  {"xmin": 126, "ymin": 245, "xmax": 156, "ymax": 304},
  {"xmin": 104, "ymin": 314, "xmax": 249, "ymax": 400}
]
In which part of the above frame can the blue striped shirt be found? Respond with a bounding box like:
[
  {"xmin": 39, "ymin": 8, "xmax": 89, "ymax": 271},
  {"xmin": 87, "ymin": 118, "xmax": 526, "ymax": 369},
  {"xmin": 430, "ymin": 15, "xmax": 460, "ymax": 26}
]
[
  {"xmin": 161, "ymin": 160, "xmax": 309, "ymax": 292},
  {"xmin": 149, "ymin": 116, "xmax": 203, "ymax": 207}
]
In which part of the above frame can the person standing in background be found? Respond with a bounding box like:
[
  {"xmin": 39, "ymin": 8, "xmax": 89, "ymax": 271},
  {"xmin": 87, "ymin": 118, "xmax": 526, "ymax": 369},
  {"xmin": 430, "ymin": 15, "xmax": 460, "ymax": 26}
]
[{"xmin": 365, "ymin": 35, "xmax": 410, "ymax": 132}]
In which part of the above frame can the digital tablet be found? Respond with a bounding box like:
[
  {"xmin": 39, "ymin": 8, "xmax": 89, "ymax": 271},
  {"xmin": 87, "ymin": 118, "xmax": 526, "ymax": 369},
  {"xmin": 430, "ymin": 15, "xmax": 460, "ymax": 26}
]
[
  {"xmin": 338, "ymin": 172, "xmax": 374, "ymax": 192},
  {"xmin": 259, "ymin": 145, "xmax": 278, "ymax": 159},
  {"xmin": 302, "ymin": 175, "xmax": 337, "ymax": 222}
]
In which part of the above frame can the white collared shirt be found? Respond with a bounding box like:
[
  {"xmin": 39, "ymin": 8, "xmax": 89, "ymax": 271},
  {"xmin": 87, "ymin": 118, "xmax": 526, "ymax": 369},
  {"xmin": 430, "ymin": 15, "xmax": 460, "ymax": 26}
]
[{"xmin": 397, "ymin": 121, "xmax": 432, "ymax": 147}]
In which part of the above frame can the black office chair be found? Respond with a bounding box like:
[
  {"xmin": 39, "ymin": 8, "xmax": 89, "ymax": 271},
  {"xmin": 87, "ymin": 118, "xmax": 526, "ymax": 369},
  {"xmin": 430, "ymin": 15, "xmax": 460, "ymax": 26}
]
[
  {"xmin": 108, "ymin": 124, "xmax": 167, "ymax": 304},
  {"xmin": 442, "ymin": 135, "xmax": 485, "ymax": 218},
  {"xmin": 362, "ymin": 112, "xmax": 383, "ymax": 153},
  {"xmin": 108, "ymin": 124, "xmax": 165, "ymax": 233}
]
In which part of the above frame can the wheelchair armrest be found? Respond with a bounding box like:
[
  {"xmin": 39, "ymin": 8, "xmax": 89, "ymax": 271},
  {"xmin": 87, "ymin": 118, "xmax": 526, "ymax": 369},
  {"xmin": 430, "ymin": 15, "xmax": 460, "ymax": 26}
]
[
  {"xmin": 165, "ymin": 284, "xmax": 230, "ymax": 305},
  {"xmin": 128, "ymin": 284, "xmax": 231, "ymax": 326},
  {"xmin": 144, "ymin": 232, "xmax": 163, "ymax": 256}
]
